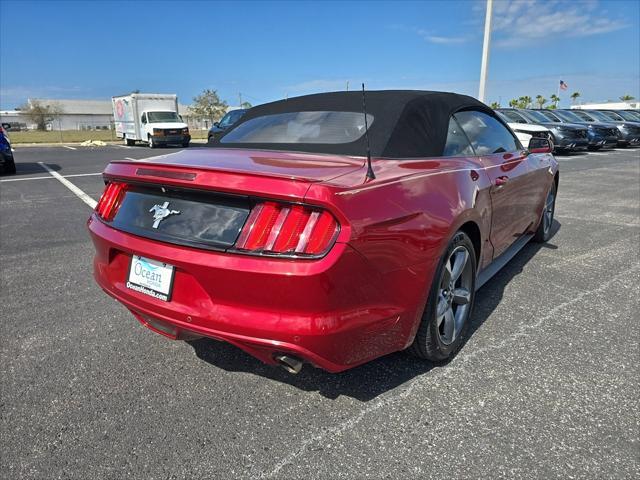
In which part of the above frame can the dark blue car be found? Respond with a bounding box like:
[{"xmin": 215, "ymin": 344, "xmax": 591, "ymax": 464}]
[
  {"xmin": 551, "ymin": 110, "xmax": 619, "ymax": 150},
  {"xmin": 0, "ymin": 123, "xmax": 16, "ymax": 175},
  {"xmin": 207, "ymin": 109, "xmax": 248, "ymax": 143}
]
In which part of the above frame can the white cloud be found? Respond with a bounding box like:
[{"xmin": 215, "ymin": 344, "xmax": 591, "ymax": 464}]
[
  {"xmin": 388, "ymin": 24, "xmax": 470, "ymax": 45},
  {"xmin": 490, "ymin": 0, "xmax": 628, "ymax": 48},
  {"xmin": 416, "ymin": 29, "xmax": 469, "ymax": 44}
]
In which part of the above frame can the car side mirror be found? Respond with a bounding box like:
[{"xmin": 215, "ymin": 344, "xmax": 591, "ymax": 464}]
[
  {"xmin": 213, "ymin": 122, "xmax": 220, "ymax": 128},
  {"xmin": 1, "ymin": 123, "xmax": 10, "ymax": 130},
  {"xmin": 528, "ymin": 137, "xmax": 552, "ymax": 154}
]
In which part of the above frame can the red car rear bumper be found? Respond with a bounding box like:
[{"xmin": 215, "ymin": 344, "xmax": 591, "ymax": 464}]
[{"xmin": 88, "ymin": 215, "xmax": 429, "ymax": 372}]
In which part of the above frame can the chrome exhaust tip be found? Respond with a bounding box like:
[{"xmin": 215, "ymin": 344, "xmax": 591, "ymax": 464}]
[{"xmin": 275, "ymin": 354, "xmax": 303, "ymax": 374}]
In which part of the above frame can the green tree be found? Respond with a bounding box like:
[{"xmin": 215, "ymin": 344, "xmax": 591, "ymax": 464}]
[
  {"xmin": 550, "ymin": 94, "xmax": 560, "ymax": 108},
  {"xmin": 547, "ymin": 104, "xmax": 557, "ymax": 110},
  {"xmin": 517, "ymin": 96, "xmax": 532, "ymax": 109},
  {"xmin": 508, "ymin": 98, "xmax": 519, "ymax": 108},
  {"xmin": 489, "ymin": 101, "xmax": 500, "ymax": 109},
  {"xmin": 535, "ymin": 95, "xmax": 547, "ymax": 109},
  {"xmin": 620, "ymin": 94, "xmax": 635, "ymax": 101},
  {"xmin": 189, "ymin": 89, "xmax": 228, "ymax": 124},
  {"xmin": 570, "ymin": 91, "xmax": 580, "ymax": 104},
  {"xmin": 20, "ymin": 100, "xmax": 63, "ymax": 131}
]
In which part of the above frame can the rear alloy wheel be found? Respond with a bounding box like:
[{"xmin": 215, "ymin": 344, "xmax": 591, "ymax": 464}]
[
  {"xmin": 409, "ymin": 231, "xmax": 476, "ymax": 361},
  {"xmin": 534, "ymin": 182, "xmax": 556, "ymax": 243}
]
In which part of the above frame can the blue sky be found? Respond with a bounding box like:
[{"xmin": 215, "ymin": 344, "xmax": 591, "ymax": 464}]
[{"xmin": 1, "ymin": 0, "xmax": 638, "ymax": 109}]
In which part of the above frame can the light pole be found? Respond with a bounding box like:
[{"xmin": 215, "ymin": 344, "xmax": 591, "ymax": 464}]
[{"xmin": 478, "ymin": 0, "xmax": 493, "ymax": 103}]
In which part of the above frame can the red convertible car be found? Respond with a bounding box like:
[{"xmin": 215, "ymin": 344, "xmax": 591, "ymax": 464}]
[{"xmin": 89, "ymin": 91, "xmax": 558, "ymax": 373}]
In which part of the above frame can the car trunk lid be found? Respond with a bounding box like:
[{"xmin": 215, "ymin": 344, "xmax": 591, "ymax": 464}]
[{"xmin": 99, "ymin": 148, "xmax": 364, "ymax": 251}]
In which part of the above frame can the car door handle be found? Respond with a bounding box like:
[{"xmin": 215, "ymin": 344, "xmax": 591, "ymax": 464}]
[{"xmin": 495, "ymin": 176, "xmax": 509, "ymax": 186}]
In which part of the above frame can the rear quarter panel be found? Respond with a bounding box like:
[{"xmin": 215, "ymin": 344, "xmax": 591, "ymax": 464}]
[{"xmin": 305, "ymin": 156, "xmax": 493, "ymax": 346}]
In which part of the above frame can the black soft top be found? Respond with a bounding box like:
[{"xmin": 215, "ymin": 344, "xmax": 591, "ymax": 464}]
[{"xmin": 214, "ymin": 90, "xmax": 493, "ymax": 158}]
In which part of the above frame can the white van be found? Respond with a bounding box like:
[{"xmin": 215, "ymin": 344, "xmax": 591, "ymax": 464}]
[{"xmin": 112, "ymin": 93, "xmax": 190, "ymax": 148}]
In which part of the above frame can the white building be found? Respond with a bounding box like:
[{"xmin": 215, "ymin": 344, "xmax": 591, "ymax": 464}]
[
  {"xmin": 571, "ymin": 101, "xmax": 639, "ymax": 110},
  {"xmin": 0, "ymin": 98, "xmax": 209, "ymax": 131}
]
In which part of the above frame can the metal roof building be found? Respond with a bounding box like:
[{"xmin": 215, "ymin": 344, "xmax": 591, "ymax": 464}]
[{"xmin": 0, "ymin": 98, "xmax": 206, "ymax": 131}]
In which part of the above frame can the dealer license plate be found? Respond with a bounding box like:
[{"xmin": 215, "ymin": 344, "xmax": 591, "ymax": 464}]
[{"xmin": 126, "ymin": 255, "xmax": 175, "ymax": 301}]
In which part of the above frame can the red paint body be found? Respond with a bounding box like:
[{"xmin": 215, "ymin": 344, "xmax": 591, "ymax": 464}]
[{"xmin": 89, "ymin": 147, "xmax": 558, "ymax": 372}]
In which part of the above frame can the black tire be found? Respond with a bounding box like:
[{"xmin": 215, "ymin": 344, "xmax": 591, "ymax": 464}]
[
  {"xmin": 533, "ymin": 181, "xmax": 557, "ymax": 243},
  {"xmin": 588, "ymin": 145, "xmax": 600, "ymax": 151},
  {"xmin": 182, "ymin": 141, "xmax": 190, "ymax": 148},
  {"xmin": 408, "ymin": 231, "xmax": 477, "ymax": 362},
  {"xmin": 3, "ymin": 157, "xmax": 16, "ymax": 175},
  {"xmin": 148, "ymin": 136, "xmax": 157, "ymax": 149}
]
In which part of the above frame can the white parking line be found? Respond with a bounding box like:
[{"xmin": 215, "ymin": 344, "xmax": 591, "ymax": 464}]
[
  {"xmin": 0, "ymin": 172, "xmax": 103, "ymax": 183},
  {"xmin": 62, "ymin": 145, "xmax": 77, "ymax": 150},
  {"xmin": 124, "ymin": 157, "xmax": 137, "ymax": 161},
  {"xmin": 117, "ymin": 145, "xmax": 132, "ymax": 149},
  {"xmin": 37, "ymin": 162, "xmax": 97, "ymax": 209}
]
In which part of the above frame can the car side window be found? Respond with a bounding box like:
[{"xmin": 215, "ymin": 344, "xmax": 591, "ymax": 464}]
[
  {"xmin": 501, "ymin": 110, "xmax": 528, "ymax": 123},
  {"xmin": 141, "ymin": 113, "xmax": 147, "ymax": 124},
  {"xmin": 443, "ymin": 116, "xmax": 475, "ymax": 157},
  {"xmin": 455, "ymin": 110, "xmax": 521, "ymax": 155},
  {"xmin": 572, "ymin": 110, "xmax": 593, "ymax": 121}
]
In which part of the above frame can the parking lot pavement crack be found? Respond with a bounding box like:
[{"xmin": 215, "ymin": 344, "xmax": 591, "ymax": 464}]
[{"xmin": 257, "ymin": 263, "xmax": 640, "ymax": 479}]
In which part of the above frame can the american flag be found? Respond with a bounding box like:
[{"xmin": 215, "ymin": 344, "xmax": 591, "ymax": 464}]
[{"xmin": 559, "ymin": 80, "xmax": 568, "ymax": 91}]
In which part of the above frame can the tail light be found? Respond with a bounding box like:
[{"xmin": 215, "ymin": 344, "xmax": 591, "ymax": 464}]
[
  {"xmin": 95, "ymin": 182, "xmax": 126, "ymax": 221},
  {"xmin": 236, "ymin": 201, "xmax": 339, "ymax": 257}
]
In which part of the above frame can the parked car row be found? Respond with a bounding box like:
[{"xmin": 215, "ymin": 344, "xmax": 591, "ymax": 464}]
[{"xmin": 496, "ymin": 108, "xmax": 640, "ymax": 154}]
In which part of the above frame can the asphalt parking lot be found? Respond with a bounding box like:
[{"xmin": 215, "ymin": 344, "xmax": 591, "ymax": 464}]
[{"xmin": 1, "ymin": 144, "xmax": 638, "ymax": 479}]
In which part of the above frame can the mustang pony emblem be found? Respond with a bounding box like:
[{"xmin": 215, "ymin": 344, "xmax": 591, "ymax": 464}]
[{"xmin": 149, "ymin": 202, "xmax": 180, "ymax": 228}]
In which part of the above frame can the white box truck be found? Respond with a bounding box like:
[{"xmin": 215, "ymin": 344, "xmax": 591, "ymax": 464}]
[{"xmin": 112, "ymin": 93, "xmax": 190, "ymax": 148}]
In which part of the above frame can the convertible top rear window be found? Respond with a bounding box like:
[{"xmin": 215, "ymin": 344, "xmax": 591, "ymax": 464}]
[{"xmin": 221, "ymin": 111, "xmax": 373, "ymax": 144}]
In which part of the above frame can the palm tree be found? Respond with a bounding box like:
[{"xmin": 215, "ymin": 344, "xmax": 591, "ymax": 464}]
[
  {"xmin": 620, "ymin": 94, "xmax": 636, "ymax": 101},
  {"xmin": 489, "ymin": 101, "xmax": 500, "ymax": 109},
  {"xmin": 535, "ymin": 95, "xmax": 547, "ymax": 109},
  {"xmin": 509, "ymin": 99, "xmax": 518, "ymax": 108},
  {"xmin": 550, "ymin": 94, "xmax": 560, "ymax": 108},
  {"xmin": 570, "ymin": 92, "xmax": 580, "ymax": 104},
  {"xmin": 517, "ymin": 96, "xmax": 532, "ymax": 109}
]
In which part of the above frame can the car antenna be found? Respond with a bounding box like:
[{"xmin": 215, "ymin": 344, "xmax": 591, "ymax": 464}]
[{"xmin": 361, "ymin": 83, "xmax": 375, "ymax": 180}]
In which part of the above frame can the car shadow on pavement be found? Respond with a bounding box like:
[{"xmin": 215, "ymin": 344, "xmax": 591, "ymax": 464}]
[
  {"xmin": 5, "ymin": 162, "xmax": 62, "ymax": 177},
  {"xmin": 188, "ymin": 220, "xmax": 561, "ymax": 402}
]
